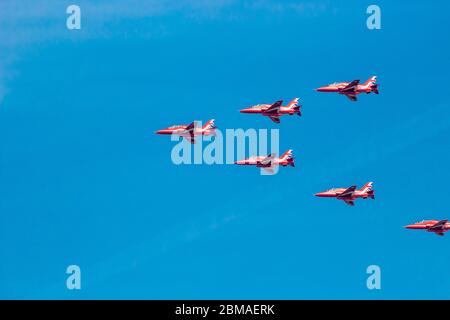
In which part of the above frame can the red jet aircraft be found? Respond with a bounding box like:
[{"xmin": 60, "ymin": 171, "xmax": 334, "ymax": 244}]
[
  {"xmin": 316, "ymin": 76, "xmax": 379, "ymax": 101},
  {"xmin": 156, "ymin": 119, "xmax": 216, "ymax": 144},
  {"xmin": 315, "ymin": 182, "xmax": 375, "ymax": 206},
  {"xmin": 235, "ymin": 149, "xmax": 295, "ymax": 174},
  {"xmin": 404, "ymin": 220, "xmax": 450, "ymax": 236},
  {"xmin": 239, "ymin": 98, "xmax": 302, "ymax": 123}
]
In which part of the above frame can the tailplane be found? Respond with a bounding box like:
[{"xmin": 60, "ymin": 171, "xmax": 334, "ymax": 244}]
[
  {"xmin": 371, "ymin": 83, "xmax": 379, "ymax": 94},
  {"xmin": 363, "ymin": 76, "xmax": 379, "ymax": 93},
  {"xmin": 287, "ymin": 98, "xmax": 302, "ymax": 116}
]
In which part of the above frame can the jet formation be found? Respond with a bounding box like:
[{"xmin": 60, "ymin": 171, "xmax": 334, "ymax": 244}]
[{"xmin": 154, "ymin": 76, "xmax": 447, "ymax": 237}]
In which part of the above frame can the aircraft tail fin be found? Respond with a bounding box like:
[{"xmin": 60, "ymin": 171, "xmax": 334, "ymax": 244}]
[
  {"xmin": 287, "ymin": 98, "xmax": 299, "ymax": 108},
  {"xmin": 281, "ymin": 149, "xmax": 295, "ymax": 166},
  {"xmin": 360, "ymin": 182, "xmax": 374, "ymax": 193},
  {"xmin": 202, "ymin": 119, "xmax": 216, "ymax": 134},
  {"xmin": 363, "ymin": 76, "xmax": 377, "ymax": 86},
  {"xmin": 363, "ymin": 76, "xmax": 379, "ymax": 93}
]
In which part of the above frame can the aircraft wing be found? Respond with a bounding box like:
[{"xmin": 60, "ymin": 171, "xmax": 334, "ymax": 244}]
[
  {"xmin": 429, "ymin": 220, "xmax": 448, "ymax": 231},
  {"xmin": 260, "ymin": 153, "xmax": 275, "ymax": 166},
  {"xmin": 340, "ymin": 80, "xmax": 360, "ymax": 92},
  {"xmin": 262, "ymin": 167, "xmax": 275, "ymax": 174},
  {"xmin": 343, "ymin": 199, "xmax": 355, "ymax": 206},
  {"xmin": 268, "ymin": 115, "xmax": 281, "ymax": 123},
  {"xmin": 185, "ymin": 121, "xmax": 195, "ymax": 131},
  {"xmin": 265, "ymin": 100, "xmax": 283, "ymax": 114},
  {"xmin": 183, "ymin": 134, "xmax": 196, "ymax": 144},
  {"xmin": 345, "ymin": 93, "xmax": 358, "ymax": 101},
  {"xmin": 182, "ymin": 121, "xmax": 197, "ymax": 143},
  {"xmin": 338, "ymin": 186, "xmax": 357, "ymax": 198}
]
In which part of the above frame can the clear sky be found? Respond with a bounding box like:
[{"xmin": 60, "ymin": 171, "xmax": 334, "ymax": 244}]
[{"xmin": 0, "ymin": 0, "xmax": 449, "ymax": 299}]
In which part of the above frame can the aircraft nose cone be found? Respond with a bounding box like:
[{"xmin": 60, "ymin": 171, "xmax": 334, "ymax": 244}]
[
  {"xmin": 240, "ymin": 108, "xmax": 252, "ymax": 113},
  {"xmin": 316, "ymin": 86, "xmax": 327, "ymax": 92},
  {"xmin": 404, "ymin": 224, "xmax": 418, "ymax": 229},
  {"xmin": 235, "ymin": 160, "xmax": 245, "ymax": 165},
  {"xmin": 156, "ymin": 129, "xmax": 170, "ymax": 134},
  {"xmin": 314, "ymin": 192, "xmax": 325, "ymax": 197}
]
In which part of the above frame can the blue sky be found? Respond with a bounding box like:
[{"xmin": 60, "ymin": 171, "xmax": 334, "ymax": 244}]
[{"xmin": 0, "ymin": 0, "xmax": 449, "ymax": 299}]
